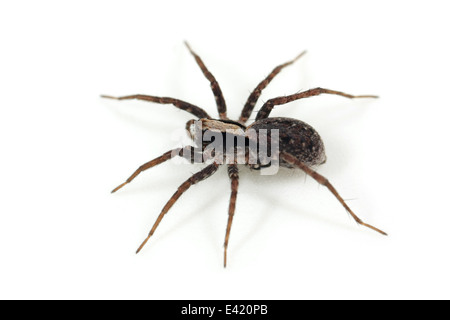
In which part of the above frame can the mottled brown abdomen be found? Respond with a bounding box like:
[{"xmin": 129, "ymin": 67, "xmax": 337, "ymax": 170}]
[{"xmin": 247, "ymin": 117, "xmax": 326, "ymax": 168}]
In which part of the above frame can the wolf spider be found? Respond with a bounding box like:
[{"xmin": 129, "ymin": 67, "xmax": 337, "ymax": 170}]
[{"xmin": 103, "ymin": 42, "xmax": 386, "ymax": 267}]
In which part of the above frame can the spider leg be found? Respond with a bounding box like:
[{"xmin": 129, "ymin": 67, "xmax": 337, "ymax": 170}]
[
  {"xmin": 136, "ymin": 162, "xmax": 220, "ymax": 254},
  {"xmin": 224, "ymin": 164, "xmax": 239, "ymax": 268},
  {"xmin": 281, "ymin": 152, "xmax": 387, "ymax": 236},
  {"xmin": 101, "ymin": 94, "xmax": 211, "ymax": 119},
  {"xmin": 256, "ymin": 87, "xmax": 378, "ymax": 121},
  {"xmin": 184, "ymin": 42, "xmax": 228, "ymax": 120},
  {"xmin": 239, "ymin": 50, "xmax": 307, "ymax": 124},
  {"xmin": 111, "ymin": 146, "xmax": 202, "ymax": 193}
]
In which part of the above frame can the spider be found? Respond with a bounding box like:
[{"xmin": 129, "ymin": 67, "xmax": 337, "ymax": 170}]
[{"xmin": 102, "ymin": 42, "xmax": 387, "ymax": 267}]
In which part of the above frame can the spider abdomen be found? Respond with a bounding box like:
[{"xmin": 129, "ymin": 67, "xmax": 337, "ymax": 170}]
[{"xmin": 247, "ymin": 117, "xmax": 326, "ymax": 168}]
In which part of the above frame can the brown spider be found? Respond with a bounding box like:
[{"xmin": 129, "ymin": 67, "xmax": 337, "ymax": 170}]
[{"xmin": 102, "ymin": 42, "xmax": 387, "ymax": 267}]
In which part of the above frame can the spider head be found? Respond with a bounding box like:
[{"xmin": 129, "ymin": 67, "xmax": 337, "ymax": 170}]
[{"xmin": 185, "ymin": 119, "xmax": 245, "ymax": 144}]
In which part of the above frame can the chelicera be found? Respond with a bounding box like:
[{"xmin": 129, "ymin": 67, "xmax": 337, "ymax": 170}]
[{"xmin": 103, "ymin": 42, "xmax": 387, "ymax": 267}]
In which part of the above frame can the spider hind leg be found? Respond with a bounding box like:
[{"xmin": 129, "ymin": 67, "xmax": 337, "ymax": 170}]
[{"xmin": 281, "ymin": 152, "xmax": 387, "ymax": 236}]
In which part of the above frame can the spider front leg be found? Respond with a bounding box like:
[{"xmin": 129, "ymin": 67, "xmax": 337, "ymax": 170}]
[
  {"xmin": 136, "ymin": 162, "xmax": 220, "ymax": 254},
  {"xmin": 224, "ymin": 164, "xmax": 239, "ymax": 268},
  {"xmin": 111, "ymin": 146, "xmax": 202, "ymax": 193},
  {"xmin": 184, "ymin": 42, "xmax": 228, "ymax": 120},
  {"xmin": 256, "ymin": 87, "xmax": 378, "ymax": 120},
  {"xmin": 101, "ymin": 94, "xmax": 211, "ymax": 119},
  {"xmin": 281, "ymin": 152, "xmax": 387, "ymax": 236}
]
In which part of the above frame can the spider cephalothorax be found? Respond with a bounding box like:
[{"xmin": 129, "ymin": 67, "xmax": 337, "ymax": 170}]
[{"xmin": 103, "ymin": 42, "xmax": 386, "ymax": 267}]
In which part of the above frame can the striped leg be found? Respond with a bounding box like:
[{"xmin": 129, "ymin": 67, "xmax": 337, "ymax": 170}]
[
  {"xmin": 239, "ymin": 50, "xmax": 306, "ymax": 124},
  {"xmin": 281, "ymin": 152, "xmax": 387, "ymax": 236},
  {"xmin": 184, "ymin": 42, "xmax": 228, "ymax": 120},
  {"xmin": 101, "ymin": 94, "xmax": 211, "ymax": 119},
  {"xmin": 136, "ymin": 162, "xmax": 221, "ymax": 254},
  {"xmin": 256, "ymin": 87, "xmax": 378, "ymax": 121},
  {"xmin": 224, "ymin": 164, "xmax": 239, "ymax": 267},
  {"xmin": 111, "ymin": 146, "xmax": 202, "ymax": 193}
]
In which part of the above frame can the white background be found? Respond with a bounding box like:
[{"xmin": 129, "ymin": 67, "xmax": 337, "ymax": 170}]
[{"xmin": 1, "ymin": 1, "xmax": 449, "ymax": 300}]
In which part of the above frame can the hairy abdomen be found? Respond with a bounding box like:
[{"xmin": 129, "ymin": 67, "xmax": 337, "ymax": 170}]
[{"xmin": 247, "ymin": 117, "xmax": 326, "ymax": 167}]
